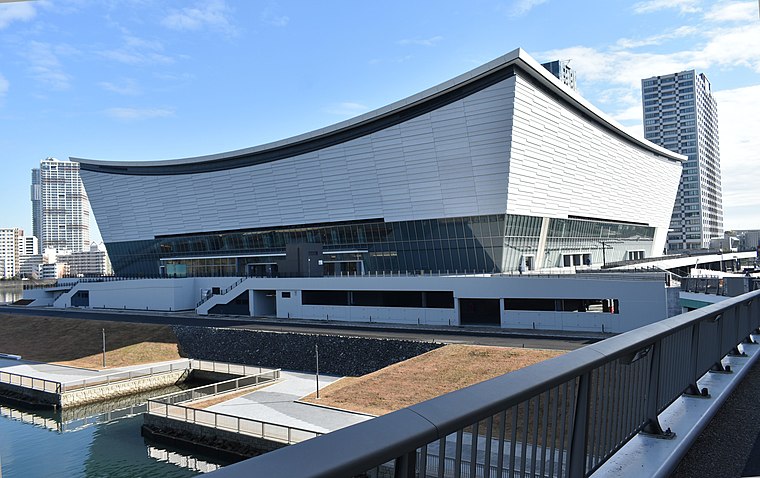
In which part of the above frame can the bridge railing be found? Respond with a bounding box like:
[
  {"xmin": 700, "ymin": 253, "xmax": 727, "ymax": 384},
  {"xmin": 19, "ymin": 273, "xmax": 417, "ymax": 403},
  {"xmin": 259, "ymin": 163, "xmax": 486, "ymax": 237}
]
[
  {"xmin": 208, "ymin": 289, "xmax": 760, "ymax": 478},
  {"xmin": 680, "ymin": 277, "xmax": 725, "ymax": 295}
]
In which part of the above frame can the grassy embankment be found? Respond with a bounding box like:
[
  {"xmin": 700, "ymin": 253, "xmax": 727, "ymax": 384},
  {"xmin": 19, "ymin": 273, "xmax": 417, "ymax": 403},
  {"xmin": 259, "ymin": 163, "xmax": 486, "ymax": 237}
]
[
  {"xmin": 0, "ymin": 314, "xmax": 181, "ymax": 369},
  {"xmin": 302, "ymin": 344, "xmax": 565, "ymax": 415},
  {"xmin": 0, "ymin": 314, "xmax": 565, "ymax": 414}
]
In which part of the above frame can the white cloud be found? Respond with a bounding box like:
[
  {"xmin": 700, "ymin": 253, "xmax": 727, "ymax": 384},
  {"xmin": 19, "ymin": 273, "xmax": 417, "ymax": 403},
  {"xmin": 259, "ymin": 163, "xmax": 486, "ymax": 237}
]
[
  {"xmin": 615, "ymin": 26, "xmax": 698, "ymax": 49},
  {"xmin": 98, "ymin": 78, "xmax": 141, "ymax": 96},
  {"xmin": 704, "ymin": 1, "xmax": 757, "ymax": 22},
  {"xmin": 542, "ymin": 19, "xmax": 760, "ymax": 89},
  {"xmin": 540, "ymin": 46, "xmax": 691, "ymax": 88},
  {"xmin": 105, "ymin": 107, "xmax": 174, "ymax": 120},
  {"xmin": 700, "ymin": 24, "xmax": 760, "ymax": 72},
  {"xmin": 507, "ymin": 0, "xmax": 548, "ymax": 17},
  {"xmin": 99, "ymin": 35, "xmax": 173, "ymax": 65},
  {"xmin": 27, "ymin": 41, "xmax": 73, "ymax": 90},
  {"xmin": 0, "ymin": 2, "xmax": 35, "ymax": 29},
  {"xmin": 324, "ymin": 102, "xmax": 370, "ymax": 117},
  {"xmin": 633, "ymin": 0, "xmax": 702, "ymax": 14},
  {"xmin": 162, "ymin": 0, "xmax": 235, "ymax": 34},
  {"xmin": 0, "ymin": 73, "xmax": 8, "ymax": 98},
  {"xmin": 398, "ymin": 36, "xmax": 444, "ymax": 47},
  {"xmin": 260, "ymin": 5, "xmax": 289, "ymax": 27},
  {"xmin": 714, "ymin": 85, "xmax": 760, "ymax": 229},
  {"xmin": 540, "ymin": 6, "xmax": 760, "ymax": 229},
  {"xmin": 622, "ymin": 123, "xmax": 645, "ymax": 140}
]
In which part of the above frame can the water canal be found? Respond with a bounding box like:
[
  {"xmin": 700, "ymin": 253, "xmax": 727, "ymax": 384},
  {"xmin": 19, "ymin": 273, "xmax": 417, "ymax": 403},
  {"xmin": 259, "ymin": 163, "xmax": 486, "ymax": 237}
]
[
  {"xmin": 0, "ymin": 286, "xmax": 22, "ymax": 305},
  {"xmin": 0, "ymin": 387, "xmax": 236, "ymax": 477}
]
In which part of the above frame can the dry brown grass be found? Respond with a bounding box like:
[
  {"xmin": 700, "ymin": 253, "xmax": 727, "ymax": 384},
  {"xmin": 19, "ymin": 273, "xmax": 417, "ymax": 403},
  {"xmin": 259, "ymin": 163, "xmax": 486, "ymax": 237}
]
[
  {"xmin": 0, "ymin": 313, "xmax": 181, "ymax": 369},
  {"xmin": 301, "ymin": 344, "xmax": 565, "ymax": 416}
]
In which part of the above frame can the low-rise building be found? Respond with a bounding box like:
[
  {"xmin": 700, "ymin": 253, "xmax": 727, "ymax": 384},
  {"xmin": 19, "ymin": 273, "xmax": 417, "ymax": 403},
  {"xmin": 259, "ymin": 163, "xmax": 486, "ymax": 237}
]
[{"xmin": 65, "ymin": 243, "xmax": 113, "ymax": 277}]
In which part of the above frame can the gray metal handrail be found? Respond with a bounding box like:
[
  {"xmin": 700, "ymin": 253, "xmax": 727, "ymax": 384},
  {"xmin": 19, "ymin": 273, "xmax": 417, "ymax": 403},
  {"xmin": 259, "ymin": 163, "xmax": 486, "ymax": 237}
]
[
  {"xmin": 208, "ymin": 289, "xmax": 760, "ymax": 478},
  {"xmin": 59, "ymin": 360, "xmax": 192, "ymax": 392},
  {"xmin": 0, "ymin": 370, "xmax": 62, "ymax": 394},
  {"xmin": 680, "ymin": 277, "xmax": 725, "ymax": 295},
  {"xmin": 145, "ymin": 368, "xmax": 319, "ymax": 445},
  {"xmin": 149, "ymin": 368, "xmax": 280, "ymax": 406},
  {"xmin": 189, "ymin": 359, "xmax": 269, "ymax": 377},
  {"xmin": 147, "ymin": 399, "xmax": 319, "ymax": 445},
  {"xmin": 196, "ymin": 277, "xmax": 248, "ymax": 308}
]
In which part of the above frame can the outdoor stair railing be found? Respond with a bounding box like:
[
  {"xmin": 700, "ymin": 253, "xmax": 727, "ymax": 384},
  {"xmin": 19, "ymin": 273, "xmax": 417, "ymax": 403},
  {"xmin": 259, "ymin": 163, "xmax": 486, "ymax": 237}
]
[
  {"xmin": 195, "ymin": 277, "xmax": 248, "ymax": 308},
  {"xmin": 207, "ymin": 288, "xmax": 760, "ymax": 478}
]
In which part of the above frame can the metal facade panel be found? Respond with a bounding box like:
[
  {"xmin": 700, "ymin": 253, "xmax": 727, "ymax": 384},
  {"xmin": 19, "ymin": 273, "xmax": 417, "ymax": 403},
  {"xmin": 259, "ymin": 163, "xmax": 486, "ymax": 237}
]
[
  {"xmin": 83, "ymin": 78, "xmax": 517, "ymax": 243},
  {"xmin": 81, "ymin": 70, "xmax": 679, "ymax": 248},
  {"xmin": 505, "ymin": 75, "xmax": 681, "ymax": 253}
]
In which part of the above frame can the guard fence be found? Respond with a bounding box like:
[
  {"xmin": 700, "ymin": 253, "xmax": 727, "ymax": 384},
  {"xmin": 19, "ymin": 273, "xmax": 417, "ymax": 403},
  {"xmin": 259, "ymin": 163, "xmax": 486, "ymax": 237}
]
[
  {"xmin": 0, "ymin": 370, "xmax": 61, "ymax": 394},
  {"xmin": 681, "ymin": 277, "xmax": 760, "ymax": 296},
  {"xmin": 146, "ymin": 367, "xmax": 320, "ymax": 445},
  {"xmin": 207, "ymin": 288, "xmax": 760, "ymax": 478},
  {"xmin": 60, "ymin": 360, "xmax": 192, "ymax": 392}
]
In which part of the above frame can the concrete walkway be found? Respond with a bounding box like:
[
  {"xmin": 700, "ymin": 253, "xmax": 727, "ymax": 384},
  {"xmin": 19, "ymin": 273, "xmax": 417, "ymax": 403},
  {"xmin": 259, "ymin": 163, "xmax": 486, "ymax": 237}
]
[
  {"xmin": 0, "ymin": 357, "xmax": 190, "ymax": 385},
  {"xmin": 206, "ymin": 371, "xmax": 372, "ymax": 434}
]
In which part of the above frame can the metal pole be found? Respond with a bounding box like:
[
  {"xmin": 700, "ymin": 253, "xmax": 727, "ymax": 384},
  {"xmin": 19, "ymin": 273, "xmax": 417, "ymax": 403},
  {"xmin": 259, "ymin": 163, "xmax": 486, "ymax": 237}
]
[
  {"xmin": 102, "ymin": 328, "xmax": 106, "ymax": 368},
  {"xmin": 315, "ymin": 343, "xmax": 320, "ymax": 399}
]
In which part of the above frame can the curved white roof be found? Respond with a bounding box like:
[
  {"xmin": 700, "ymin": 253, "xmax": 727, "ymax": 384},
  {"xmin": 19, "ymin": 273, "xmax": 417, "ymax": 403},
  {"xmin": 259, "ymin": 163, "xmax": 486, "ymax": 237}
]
[{"xmin": 74, "ymin": 48, "xmax": 684, "ymax": 175}]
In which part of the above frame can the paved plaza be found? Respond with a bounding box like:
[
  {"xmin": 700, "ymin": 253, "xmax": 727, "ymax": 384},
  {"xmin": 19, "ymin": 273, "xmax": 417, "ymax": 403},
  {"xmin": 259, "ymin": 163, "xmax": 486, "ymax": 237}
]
[{"xmin": 207, "ymin": 371, "xmax": 372, "ymax": 434}]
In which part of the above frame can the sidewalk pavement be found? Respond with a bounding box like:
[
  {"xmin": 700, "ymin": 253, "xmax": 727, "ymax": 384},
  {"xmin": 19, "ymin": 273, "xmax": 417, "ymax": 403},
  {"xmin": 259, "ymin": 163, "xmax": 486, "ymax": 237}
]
[
  {"xmin": 206, "ymin": 371, "xmax": 372, "ymax": 434},
  {"xmin": 0, "ymin": 357, "xmax": 190, "ymax": 384}
]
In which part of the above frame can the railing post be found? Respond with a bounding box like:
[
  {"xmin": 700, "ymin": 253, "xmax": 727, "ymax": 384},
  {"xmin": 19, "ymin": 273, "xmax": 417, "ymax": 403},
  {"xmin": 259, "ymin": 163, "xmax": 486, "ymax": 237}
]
[
  {"xmin": 641, "ymin": 341, "xmax": 674, "ymax": 438},
  {"xmin": 684, "ymin": 323, "xmax": 705, "ymax": 396},
  {"xmin": 568, "ymin": 372, "xmax": 591, "ymax": 477},
  {"xmin": 394, "ymin": 450, "xmax": 417, "ymax": 478}
]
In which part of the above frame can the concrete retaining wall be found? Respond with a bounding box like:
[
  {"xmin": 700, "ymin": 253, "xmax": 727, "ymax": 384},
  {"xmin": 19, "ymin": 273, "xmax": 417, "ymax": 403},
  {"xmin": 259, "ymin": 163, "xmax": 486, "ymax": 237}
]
[
  {"xmin": 173, "ymin": 326, "xmax": 443, "ymax": 376},
  {"xmin": 61, "ymin": 370, "xmax": 188, "ymax": 408},
  {"xmin": 143, "ymin": 413, "xmax": 285, "ymax": 458},
  {"xmin": 0, "ymin": 382, "xmax": 59, "ymax": 408}
]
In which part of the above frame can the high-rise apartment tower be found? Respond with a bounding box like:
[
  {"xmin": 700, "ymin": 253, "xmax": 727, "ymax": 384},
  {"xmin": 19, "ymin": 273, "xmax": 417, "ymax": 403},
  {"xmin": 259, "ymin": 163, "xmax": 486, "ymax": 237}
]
[
  {"xmin": 31, "ymin": 158, "xmax": 90, "ymax": 252},
  {"xmin": 31, "ymin": 168, "xmax": 41, "ymax": 244},
  {"xmin": 641, "ymin": 70, "xmax": 723, "ymax": 251},
  {"xmin": 541, "ymin": 60, "xmax": 577, "ymax": 92}
]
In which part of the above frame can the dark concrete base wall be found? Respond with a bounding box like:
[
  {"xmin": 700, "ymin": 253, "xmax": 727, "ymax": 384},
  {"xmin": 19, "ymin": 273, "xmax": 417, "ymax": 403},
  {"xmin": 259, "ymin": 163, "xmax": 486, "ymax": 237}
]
[
  {"xmin": 142, "ymin": 414, "xmax": 283, "ymax": 460},
  {"xmin": 0, "ymin": 383, "xmax": 59, "ymax": 408},
  {"xmin": 172, "ymin": 326, "xmax": 443, "ymax": 376}
]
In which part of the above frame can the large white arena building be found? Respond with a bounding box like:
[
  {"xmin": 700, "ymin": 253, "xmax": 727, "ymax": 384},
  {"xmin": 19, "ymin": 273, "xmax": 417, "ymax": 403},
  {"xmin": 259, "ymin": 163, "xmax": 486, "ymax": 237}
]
[
  {"xmin": 34, "ymin": 48, "xmax": 689, "ymax": 332},
  {"xmin": 76, "ymin": 48, "xmax": 684, "ymax": 280}
]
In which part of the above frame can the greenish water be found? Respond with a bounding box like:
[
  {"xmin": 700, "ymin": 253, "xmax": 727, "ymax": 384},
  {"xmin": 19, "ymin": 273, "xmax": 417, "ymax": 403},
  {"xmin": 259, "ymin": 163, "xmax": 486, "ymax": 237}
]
[{"xmin": 0, "ymin": 395, "xmax": 232, "ymax": 477}]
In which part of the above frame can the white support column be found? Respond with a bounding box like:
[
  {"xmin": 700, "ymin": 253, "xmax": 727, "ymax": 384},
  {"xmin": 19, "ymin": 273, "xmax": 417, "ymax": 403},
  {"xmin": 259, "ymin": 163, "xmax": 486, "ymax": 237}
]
[{"xmin": 535, "ymin": 217, "xmax": 550, "ymax": 269}]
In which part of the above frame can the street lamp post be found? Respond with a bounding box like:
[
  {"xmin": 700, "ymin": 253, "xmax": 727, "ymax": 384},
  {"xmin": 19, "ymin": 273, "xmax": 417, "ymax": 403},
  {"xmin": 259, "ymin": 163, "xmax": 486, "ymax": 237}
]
[
  {"xmin": 102, "ymin": 328, "xmax": 106, "ymax": 368},
  {"xmin": 315, "ymin": 343, "xmax": 320, "ymax": 399}
]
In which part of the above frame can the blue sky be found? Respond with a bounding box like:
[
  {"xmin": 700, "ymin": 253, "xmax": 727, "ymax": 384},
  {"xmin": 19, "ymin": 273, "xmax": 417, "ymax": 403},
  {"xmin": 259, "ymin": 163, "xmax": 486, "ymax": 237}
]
[{"xmin": 0, "ymin": 0, "xmax": 758, "ymax": 243}]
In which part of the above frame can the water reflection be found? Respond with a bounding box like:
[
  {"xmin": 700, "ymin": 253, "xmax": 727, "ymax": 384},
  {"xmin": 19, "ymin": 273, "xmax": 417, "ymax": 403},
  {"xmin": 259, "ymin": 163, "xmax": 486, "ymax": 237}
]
[
  {"xmin": 0, "ymin": 385, "xmax": 182, "ymax": 434},
  {"xmin": 0, "ymin": 384, "xmax": 233, "ymax": 477},
  {"xmin": 0, "ymin": 287, "xmax": 22, "ymax": 305},
  {"xmin": 147, "ymin": 445, "xmax": 222, "ymax": 473}
]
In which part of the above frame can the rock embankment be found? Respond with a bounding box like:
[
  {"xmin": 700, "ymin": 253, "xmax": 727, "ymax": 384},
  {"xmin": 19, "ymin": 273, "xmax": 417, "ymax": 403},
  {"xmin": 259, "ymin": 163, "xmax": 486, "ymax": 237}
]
[{"xmin": 173, "ymin": 326, "xmax": 443, "ymax": 376}]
